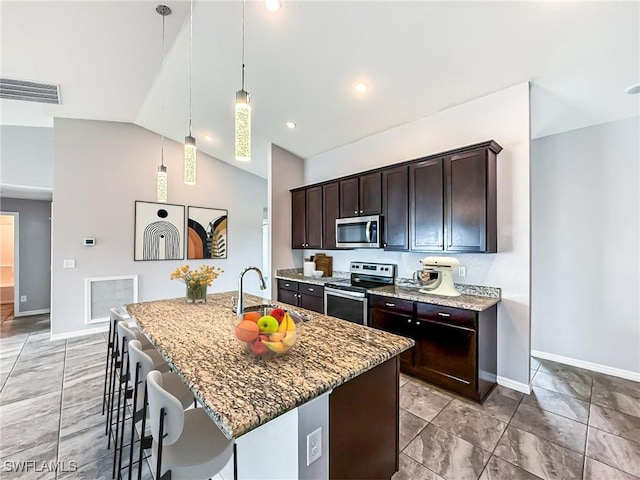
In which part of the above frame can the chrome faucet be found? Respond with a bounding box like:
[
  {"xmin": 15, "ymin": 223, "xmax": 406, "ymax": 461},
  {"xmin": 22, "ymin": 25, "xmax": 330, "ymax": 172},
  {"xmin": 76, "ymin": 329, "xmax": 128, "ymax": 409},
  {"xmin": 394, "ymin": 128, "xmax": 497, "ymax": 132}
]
[{"xmin": 236, "ymin": 266, "xmax": 267, "ymax": 314}]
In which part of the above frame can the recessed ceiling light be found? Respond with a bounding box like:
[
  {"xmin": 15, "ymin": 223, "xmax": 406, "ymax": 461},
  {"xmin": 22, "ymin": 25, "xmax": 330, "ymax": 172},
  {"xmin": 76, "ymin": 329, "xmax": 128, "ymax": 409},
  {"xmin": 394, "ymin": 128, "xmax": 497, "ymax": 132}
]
[
  {"xmin": 286, "ymin": 121, "xmax": 296, "ymax": 129},
  {"xmin": 265, "ymin": 0, "xmax": 282, "ymax": 12},
  {"xmin": 203, "ymin": 135, "xmax": 214, "ymax": 142},
  {"xmin": 626, "ymin": 84, "xmax": 640, "ymax": 95},
  {"xmin": 355, "ymin": 83, "xmax": 369, "ymax": 93}
]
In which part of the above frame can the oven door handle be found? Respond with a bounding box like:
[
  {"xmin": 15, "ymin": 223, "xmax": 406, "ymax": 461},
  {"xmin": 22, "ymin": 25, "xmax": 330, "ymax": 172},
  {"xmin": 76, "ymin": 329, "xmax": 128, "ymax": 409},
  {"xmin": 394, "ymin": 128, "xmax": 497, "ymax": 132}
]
[{"xmin": 324, "ymin": 287, "xmax": 366, "ymax": 299}]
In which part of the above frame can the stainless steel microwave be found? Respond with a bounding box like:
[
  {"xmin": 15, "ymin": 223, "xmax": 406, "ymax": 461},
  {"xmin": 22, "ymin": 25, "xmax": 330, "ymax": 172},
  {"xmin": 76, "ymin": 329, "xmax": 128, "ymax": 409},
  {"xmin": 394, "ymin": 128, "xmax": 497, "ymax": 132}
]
[{"xmin": 335, "ymin": 215, "xmax": 381, "ymax": 248}]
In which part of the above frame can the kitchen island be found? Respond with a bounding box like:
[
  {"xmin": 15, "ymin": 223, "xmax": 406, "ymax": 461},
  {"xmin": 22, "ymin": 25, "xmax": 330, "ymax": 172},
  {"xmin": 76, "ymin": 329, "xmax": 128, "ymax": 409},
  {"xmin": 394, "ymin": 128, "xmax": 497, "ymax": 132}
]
[{"xmin": 127, "ymin": 291, "xmax": 414, "ymax": 479}]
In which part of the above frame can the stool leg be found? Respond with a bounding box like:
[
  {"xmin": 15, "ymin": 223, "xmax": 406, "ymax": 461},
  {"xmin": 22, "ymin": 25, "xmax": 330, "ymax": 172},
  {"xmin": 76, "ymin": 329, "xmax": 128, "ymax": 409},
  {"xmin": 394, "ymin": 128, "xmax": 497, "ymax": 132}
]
[
  {"xmin": 137, "ymin": 386, "xmax": 148, "ymax": 480},
  {"xmin": 102, "ymin": 320, "xmax": 113, "ymax": 415},
  {"xmin": 106, "ymin": 335, "xmax": 120, "ymax": 439},
  {"xmin": 117, "ymin": 350, "xmax": 131, "ymax": 479},
  {"xmin": 127, "ymin": 364, "xmax": 141, "ymax": 480},
  {"xmin": 112, "ymin": 338, "xmax": 127, "ymax": 478}
]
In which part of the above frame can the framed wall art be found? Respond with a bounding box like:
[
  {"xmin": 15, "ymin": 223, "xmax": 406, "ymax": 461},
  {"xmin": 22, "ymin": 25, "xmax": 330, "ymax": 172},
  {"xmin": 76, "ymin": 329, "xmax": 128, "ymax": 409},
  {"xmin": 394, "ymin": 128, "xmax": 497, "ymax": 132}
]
[
  {"xmin": 134, "ymin": 201, "xmax": 185, "ymax": 261},
  {"xmin": 187, "ymin": 206, "xmax": 228, "ymax": 259}
]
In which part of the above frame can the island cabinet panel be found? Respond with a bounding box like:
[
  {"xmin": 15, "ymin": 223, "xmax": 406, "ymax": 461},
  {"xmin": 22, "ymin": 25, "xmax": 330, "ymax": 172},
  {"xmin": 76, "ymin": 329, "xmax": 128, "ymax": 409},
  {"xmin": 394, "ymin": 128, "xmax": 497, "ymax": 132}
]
[
  {"xmin": 410, "ymin": 158, "xmax": 444, "ymax": 251},
  {"xmin": 322, "ymin": 182, "xmax": 340, "ymax": 249},
  {"xmin": 276, "ymin": 279, "xmax": 325, "ymax": 314},
  {"xmin": 444, "ymin": 149, "xmax": 497, "ymax": 253},
  {"xmin": 382, "ymin": 166, "xmax": 409, "ymax": 250},
  {"xmin": 339, "ymin": 178, "xmax": 360, "ymax": 218},
  {"xmin": 330, "ymin": 356, "xmax": 399, "ymax": 480},
  {"xmin": 306, "ymin": 186, "xmax": 323, "ymax": 249},
  {"xmin": 291, "ymin": 190, "xmax": 306, "ymax": 249}
]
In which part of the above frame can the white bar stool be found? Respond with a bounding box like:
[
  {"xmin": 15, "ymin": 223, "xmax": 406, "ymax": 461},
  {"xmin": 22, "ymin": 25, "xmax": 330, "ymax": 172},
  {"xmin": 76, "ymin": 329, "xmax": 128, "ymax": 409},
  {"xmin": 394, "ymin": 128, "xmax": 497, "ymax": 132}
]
[
  {"xmin": 126, "ymin": 339, "xmax": 194, "ymax": 480},
  {"xmin": 147, "ymin": 370, "xmax": 234, "ymax": 480}
]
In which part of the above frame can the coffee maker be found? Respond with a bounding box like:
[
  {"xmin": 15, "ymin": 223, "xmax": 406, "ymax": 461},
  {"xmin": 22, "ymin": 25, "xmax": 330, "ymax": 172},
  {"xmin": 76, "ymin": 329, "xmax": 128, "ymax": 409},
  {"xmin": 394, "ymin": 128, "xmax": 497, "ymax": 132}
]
[{"xmin": 415, "ymin": 256, "xmax": 461, "ymax": 297}]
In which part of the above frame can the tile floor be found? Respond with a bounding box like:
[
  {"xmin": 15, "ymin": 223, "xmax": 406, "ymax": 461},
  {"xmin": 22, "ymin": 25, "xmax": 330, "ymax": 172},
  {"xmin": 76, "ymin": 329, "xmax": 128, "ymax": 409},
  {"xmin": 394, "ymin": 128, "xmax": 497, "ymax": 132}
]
[{"xmin": 1, "ymin": 315, "xmax": 639, "ymax": 480}]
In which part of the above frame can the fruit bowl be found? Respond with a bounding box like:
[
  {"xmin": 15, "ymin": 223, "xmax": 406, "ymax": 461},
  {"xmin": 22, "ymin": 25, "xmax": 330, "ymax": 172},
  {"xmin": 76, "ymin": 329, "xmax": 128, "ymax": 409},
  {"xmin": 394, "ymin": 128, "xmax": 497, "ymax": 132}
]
[{"xmin": 233, "ymin": 305, "xmax": 304, "ymax": 359}]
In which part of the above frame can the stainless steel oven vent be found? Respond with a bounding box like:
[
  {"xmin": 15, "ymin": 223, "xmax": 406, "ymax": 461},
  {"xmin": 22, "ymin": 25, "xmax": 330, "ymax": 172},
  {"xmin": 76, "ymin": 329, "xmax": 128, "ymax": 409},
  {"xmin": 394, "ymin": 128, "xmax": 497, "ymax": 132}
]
[{"xmin": 0, "ymin": 78, "xmax": 60, "ymax": 104}]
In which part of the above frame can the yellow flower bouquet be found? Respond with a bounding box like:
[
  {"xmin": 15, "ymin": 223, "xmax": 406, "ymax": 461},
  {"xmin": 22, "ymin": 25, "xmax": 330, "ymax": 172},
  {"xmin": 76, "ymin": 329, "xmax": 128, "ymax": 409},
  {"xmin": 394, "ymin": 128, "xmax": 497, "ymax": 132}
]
[{"xmin": 170, "ymin": 264, "xmax": 223, "ymax": 303}]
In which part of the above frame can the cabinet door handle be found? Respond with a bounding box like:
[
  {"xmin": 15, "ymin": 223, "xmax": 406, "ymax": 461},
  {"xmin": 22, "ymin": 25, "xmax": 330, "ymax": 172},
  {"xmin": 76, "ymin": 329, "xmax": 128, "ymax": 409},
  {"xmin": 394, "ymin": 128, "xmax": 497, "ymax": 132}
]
[
  {"xmin": 354, "ymin": 210, "xmax": 358, "ymax": 214},
  {"xmin": 438, "ymin": 312, "xmax": 451, "ymax": 317},
  {"xmin": 383, "ymin": 243, "xmax": 387, "ymax": 247},
  {"xmin": 416, "ymin": 321, "xmax": 421, "ymax": 326},
  {"xmin": 407, "ymin": 319, "xmax": 412, "ymax": 323},
  {"xmin": 385, "ymin": 302, "xmax": 395, "ymax": 307},
  {"xmin": 359, "ymin": 209, "xmax": 363, "ymax": 214}
]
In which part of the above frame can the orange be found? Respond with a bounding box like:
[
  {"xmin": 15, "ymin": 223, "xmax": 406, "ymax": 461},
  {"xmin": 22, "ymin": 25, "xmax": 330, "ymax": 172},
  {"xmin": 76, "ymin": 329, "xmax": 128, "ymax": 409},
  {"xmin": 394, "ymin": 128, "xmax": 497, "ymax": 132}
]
[
  {"xmin": 235, "ymin": 320, "xmax": 259, "ymax": 343},
  {"xmin": 243, "ymin": 311, "xmax": 262, "ymax": 323}
]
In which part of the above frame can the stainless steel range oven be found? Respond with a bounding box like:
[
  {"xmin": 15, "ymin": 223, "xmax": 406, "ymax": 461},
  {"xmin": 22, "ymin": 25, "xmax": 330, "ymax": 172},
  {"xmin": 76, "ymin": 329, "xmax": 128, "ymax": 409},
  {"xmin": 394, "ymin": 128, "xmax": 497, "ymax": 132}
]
[{"xmin": 324, "ymin": 262, "xmax": 396, "ymax": 325}]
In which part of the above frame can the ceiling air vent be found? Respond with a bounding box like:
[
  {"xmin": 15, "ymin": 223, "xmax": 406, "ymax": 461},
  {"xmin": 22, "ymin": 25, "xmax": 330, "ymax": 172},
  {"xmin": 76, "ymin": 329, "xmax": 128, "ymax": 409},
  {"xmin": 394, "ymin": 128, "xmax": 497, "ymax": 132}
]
[{"xmin": 0, "ymin": 78, "xmax": 60, "ymax": 104}]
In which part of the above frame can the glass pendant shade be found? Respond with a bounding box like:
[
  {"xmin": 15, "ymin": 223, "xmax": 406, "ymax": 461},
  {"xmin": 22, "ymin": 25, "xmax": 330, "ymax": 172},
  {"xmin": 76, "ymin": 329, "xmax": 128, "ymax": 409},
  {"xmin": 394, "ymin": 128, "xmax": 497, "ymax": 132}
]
[
  {"xmin": 235, "ymin": 89, "xmax": 251, "ymax": 162},
  {"xmin": 184, "ymin": 135, "xmax": 196, "ymax": 185},
  {"xmin": 157, "ymin": 164, "xmax": 168, "ymax": 203}
]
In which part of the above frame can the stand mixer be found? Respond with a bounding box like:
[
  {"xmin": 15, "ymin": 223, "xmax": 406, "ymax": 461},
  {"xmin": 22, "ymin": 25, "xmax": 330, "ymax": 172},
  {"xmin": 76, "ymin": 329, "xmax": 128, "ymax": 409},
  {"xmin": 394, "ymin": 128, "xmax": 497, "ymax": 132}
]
[{"xmin": 415, "ymin": 256, "xmax": 461, "ymax": 297}]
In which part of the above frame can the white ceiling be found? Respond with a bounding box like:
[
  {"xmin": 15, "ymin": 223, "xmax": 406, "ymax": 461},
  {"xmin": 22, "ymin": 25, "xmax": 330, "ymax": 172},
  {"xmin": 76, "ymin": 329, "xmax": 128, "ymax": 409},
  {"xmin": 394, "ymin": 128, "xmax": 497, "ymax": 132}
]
[{"xmin": 2, "ymin": 1, "xmax": 638, "ymax": 178}]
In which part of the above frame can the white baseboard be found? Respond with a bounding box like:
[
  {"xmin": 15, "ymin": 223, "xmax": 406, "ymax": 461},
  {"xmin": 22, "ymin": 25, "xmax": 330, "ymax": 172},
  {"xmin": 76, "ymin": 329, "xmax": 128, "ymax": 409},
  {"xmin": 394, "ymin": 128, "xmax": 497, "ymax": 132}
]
[
  {"xmin": 50, "ymin": 324, "xmax": 109, "ymax": 341},
  {"xmin": 497, "ymin": 376, "xmax": 531, "ymax": 394},
  {"xmin": 14, "ymin": 308, "xmax": 50, "ymax": 317},
  {"xmin": 531, "ymin": 350, "xmax": 640, "ymax": 383}
]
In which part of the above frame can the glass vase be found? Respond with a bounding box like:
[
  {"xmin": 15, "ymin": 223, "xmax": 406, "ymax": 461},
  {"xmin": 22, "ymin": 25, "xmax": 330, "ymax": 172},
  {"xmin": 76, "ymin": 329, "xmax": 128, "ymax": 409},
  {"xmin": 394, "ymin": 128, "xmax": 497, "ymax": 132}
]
[{"xmin": 186, "ymin": 283, "xmax": 207, "ymax": 304}]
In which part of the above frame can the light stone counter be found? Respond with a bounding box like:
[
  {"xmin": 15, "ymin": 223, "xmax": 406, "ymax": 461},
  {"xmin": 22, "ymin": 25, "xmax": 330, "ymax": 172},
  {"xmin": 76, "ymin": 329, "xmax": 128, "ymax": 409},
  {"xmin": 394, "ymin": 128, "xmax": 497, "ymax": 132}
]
[
  {"xmin": 275, "ymin": 268, "xmax": 348, "ymax": 286},
  {"xmin": 126, "ymin": 292, "xmax": 413, "ymax": 440}
]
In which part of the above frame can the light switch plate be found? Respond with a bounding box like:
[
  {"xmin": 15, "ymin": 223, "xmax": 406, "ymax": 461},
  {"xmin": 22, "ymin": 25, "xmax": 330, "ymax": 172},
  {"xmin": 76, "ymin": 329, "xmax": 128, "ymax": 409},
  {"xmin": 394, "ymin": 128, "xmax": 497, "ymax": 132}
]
[{"xmin": 63, "ymin": 259, "xmax": 76, "ymax": 269}]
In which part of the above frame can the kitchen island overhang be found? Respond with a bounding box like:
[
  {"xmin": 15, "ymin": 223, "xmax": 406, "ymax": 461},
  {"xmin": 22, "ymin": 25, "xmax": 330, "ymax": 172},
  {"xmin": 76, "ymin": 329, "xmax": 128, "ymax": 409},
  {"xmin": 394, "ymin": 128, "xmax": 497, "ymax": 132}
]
[{"xmin": 127, "ymin": 292, "xmax": 414, "ymax": 479}]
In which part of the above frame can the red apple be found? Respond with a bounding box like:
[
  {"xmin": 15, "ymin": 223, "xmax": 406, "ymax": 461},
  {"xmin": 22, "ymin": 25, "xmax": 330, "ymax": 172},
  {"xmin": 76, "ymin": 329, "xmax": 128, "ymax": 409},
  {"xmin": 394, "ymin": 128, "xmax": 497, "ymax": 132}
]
[
  {"xmin": 270, "ymin": 308, "xmax": 286, "ymax": 324},
  {"xmin": 250, "ymin": 335, "xmax": 269, "ymax": 356}
]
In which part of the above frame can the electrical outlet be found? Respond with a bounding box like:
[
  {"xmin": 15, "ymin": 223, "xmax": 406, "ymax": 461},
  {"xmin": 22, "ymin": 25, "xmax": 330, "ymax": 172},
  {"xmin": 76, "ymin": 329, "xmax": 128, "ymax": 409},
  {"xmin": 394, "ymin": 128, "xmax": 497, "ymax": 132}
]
[
  {"xmin": 20, "ymin": 295, "xmax": 27, "ymax": 302},
  {"xmin": 458, "ymin": 266, "xmax": 467, "ymax": 278},
  {"xmin": 306, "ymin": 427, "xmax": 322, "ymax": 466}
]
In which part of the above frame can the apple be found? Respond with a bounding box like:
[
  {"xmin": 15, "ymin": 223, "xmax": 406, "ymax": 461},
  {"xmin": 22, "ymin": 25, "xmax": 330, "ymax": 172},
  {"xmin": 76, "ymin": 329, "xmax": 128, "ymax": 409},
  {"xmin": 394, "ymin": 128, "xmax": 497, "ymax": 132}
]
[
  {"xmin": 250, "ymin": 335, "xmax": 269, "ymax": 356},
  {"xmin": 256, "ymin": 315, "xmax": 279, "ymax": 333},
  {"xmin": 269, "ymin": 308, "xmax": 286, "ymax": 324}
]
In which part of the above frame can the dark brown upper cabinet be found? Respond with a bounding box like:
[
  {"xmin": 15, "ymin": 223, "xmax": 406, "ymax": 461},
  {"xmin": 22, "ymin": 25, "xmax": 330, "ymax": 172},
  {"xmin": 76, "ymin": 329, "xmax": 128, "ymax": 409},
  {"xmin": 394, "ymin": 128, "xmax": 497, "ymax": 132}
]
[
  {"xmin": 382, "ymin": 166, "xmax": 409, "ymax": 250},
  {"xmin": 410, "ymin": 158, "xmax": 444, "ymax": 251},
  {"xmin": 292, "ymin": 140, "xmax": 500, "ymax": 254},
  {"xmin": 339, "ymin": 172, "xmax": 381, "ymax": 218},
  {"xmin": 445, "ymin": 149, "xmax": 497, "ymax": 253},
  {"xmin": 322, "ymin": 182, "xmax": 340, "ymax": 249},
  {"xmin": 291, "ymin": 186, "xmax": 323, "ymax": 249}
]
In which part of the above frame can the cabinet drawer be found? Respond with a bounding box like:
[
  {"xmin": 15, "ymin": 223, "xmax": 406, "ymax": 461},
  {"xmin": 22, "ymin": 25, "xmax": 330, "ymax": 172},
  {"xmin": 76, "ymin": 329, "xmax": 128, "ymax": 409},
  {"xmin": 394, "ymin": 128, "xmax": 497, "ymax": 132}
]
[
  {"xmin": 299, "ymin": 283, "xmax": 324, "ymax": 298},
  {"xmin": 278, "ymin": 279, "xmax": 298, "ymax": 292},
  {"xmin": 369, "ymin": 295, "xmax": 414, "ymax": 315},
  {"xmin": 415, "ymin": 303, "xmax": 476, "ymax": 329}
]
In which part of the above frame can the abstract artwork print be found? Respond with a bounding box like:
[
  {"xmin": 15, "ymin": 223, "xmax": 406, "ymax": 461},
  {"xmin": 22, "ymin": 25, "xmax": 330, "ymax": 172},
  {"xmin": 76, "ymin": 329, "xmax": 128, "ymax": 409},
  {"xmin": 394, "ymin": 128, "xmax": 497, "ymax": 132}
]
[
  {"xmin": 134, "ymin": 201, "xmax": 185, "ymax": 261},
  {"xmin": 187, "ymin": 207, "xmax": 228, "ymax": 259}
]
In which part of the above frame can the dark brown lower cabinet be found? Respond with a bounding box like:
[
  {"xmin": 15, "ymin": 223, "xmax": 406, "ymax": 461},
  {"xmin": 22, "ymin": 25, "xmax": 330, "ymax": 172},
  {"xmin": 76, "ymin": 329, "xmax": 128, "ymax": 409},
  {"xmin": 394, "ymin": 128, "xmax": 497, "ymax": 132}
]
[
  {"xmin": 330, "ymin": 356, "xmax": 399, "ymax": 480},
  {"xmin": 369, "ymin": 295, "xmax": 497, "ymax": 403},
  {"xmin": 276, "ymin": 279, "xmax": 325, "ymax": 314}
]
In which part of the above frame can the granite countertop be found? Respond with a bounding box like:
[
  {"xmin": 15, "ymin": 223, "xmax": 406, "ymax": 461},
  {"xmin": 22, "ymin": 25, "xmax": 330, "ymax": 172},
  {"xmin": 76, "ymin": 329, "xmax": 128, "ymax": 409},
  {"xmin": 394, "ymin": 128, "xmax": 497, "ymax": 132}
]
[
  {"xmin": 369, "ymin": 285, "xmax": 500, "ymax": 311},
  {"xmin": 275, "ymin": 268, "xmax": 348, "ymax": 286},
  {"xmin": 126, "ymin": 292, "xmax": 414, "ymax": 440}
]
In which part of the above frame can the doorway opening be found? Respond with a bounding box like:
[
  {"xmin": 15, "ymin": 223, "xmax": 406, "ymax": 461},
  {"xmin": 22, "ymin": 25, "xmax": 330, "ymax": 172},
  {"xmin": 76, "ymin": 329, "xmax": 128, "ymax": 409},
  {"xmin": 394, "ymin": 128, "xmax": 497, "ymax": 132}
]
[{"xmin": 0, "ymin": 213, "xmax": 18, "ymax": 324}]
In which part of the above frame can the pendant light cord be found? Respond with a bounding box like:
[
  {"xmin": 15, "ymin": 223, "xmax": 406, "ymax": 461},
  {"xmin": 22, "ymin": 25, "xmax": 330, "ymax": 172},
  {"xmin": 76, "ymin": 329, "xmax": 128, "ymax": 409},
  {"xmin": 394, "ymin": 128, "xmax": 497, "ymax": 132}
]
[
  {"xmin": 241, "ymin": 0, "xmax": 245, "ymax": 90},
  {"xmin": 161, "ymin": 10, "xmax": 166, "ymax": 167},
  {"xmin": 189, "ymin": 0, "xmax": 193, "ymax": 135}
]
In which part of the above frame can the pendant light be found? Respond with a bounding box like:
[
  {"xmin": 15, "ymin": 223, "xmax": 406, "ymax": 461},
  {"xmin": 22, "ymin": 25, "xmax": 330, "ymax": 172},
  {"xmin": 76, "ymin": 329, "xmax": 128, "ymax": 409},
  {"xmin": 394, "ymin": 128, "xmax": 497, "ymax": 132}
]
[
  {"xmin": 184, "ymin": 0, "xmax": 196, "ymax": 185},
  {"xmin": 234, "ymin": 0, "xmax": 251, "ymax": 162},
  {"xmin": 156, "ymin": 5, "xmax": 171, "ymax": 202}
]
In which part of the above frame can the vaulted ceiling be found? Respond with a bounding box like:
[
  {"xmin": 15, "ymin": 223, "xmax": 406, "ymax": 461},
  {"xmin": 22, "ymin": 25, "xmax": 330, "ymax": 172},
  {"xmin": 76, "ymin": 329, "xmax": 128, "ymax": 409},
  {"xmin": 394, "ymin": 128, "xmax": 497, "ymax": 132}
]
[{"xmin": 2, "ymin": 1, "xmax": 638, "ymax": 178}]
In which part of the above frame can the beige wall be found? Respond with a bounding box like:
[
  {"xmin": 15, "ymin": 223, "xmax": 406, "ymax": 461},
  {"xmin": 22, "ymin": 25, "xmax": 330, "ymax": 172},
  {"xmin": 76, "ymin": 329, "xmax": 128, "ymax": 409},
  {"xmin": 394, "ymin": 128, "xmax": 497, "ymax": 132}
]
[
  {"xmin": 268, "ymin": 144, "xmax": 304, "ymax": 298},
  {"xmin": 0, "ymin": 218, "xmax": 14, "ymax": 285}
]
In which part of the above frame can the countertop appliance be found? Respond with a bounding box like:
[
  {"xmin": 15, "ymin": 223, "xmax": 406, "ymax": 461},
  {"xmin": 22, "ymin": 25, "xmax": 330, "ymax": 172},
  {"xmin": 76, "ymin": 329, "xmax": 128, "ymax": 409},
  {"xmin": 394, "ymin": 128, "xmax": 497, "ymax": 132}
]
[
  {"xmin": 324, "ymin": 261, "xmax": 396, "ymax": 325},
  {"xmin": 417, "ymin": 256, "xmax": 461, "ymax": 297},
  {"xmin": 335, "ymin": 215, "xmax": 382, "ymax": 249}
]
